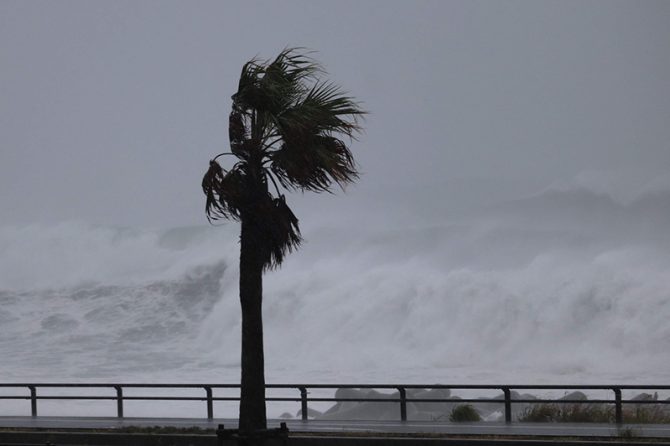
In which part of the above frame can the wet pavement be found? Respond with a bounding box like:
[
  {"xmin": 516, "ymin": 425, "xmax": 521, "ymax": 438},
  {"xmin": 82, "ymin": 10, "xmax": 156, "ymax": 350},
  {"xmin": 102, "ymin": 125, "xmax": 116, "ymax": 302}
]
[{"xmin": 0, "ymin": 416, "xmax": 669, "ymax": 438}]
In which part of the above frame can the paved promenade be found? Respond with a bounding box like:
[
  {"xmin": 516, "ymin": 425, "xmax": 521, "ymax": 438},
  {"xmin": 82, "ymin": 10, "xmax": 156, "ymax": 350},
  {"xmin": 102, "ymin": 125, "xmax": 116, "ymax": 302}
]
[{"xmin": 0, "ymin": 416, "xmax": 669, "ymax": 438}]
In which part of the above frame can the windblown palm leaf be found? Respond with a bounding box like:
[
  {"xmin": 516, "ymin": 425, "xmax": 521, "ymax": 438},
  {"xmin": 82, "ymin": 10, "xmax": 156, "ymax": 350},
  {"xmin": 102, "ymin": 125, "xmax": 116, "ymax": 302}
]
[{"xmin": 203, "ymin": 48, "xmax": 365, "ymax": 270}]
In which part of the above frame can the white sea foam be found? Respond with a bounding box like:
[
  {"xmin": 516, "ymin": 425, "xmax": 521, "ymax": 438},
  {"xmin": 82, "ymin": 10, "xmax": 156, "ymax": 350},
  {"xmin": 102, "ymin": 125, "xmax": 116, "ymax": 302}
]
[{"xmin": 0, "ymin": 188, "xmax": 668, "ymax": 416}]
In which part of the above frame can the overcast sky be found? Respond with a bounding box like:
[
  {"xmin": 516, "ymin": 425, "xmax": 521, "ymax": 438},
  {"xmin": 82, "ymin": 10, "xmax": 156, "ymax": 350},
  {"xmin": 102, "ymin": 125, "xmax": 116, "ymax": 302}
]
[{"xmin": 1, "ymin": 0, "xmax": 669, "ymax": 228}]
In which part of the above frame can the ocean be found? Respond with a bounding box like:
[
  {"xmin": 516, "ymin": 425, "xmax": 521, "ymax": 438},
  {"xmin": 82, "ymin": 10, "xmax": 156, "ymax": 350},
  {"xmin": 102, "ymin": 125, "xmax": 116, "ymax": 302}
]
[{"xmin": 1, "ymin": 186, "xmax": 669, "ymax": 417}]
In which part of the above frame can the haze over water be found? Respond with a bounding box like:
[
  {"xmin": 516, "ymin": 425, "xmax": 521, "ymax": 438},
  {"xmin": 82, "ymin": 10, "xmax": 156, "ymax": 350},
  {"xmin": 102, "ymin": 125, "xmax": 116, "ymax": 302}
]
[
  {"xmin": 1, "ymin": 179, "xmax": 669, "ymax": 388},
  {"xmin": 1, "ymin": 0, "xmax": 669, "ymax": 417}
]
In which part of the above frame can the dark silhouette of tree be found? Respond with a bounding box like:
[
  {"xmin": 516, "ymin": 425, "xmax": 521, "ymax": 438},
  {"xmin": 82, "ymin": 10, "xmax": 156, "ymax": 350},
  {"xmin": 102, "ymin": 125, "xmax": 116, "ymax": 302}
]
[{"xmin": 202, "ymin": 48, "xmax": 364, "ymax": 433}]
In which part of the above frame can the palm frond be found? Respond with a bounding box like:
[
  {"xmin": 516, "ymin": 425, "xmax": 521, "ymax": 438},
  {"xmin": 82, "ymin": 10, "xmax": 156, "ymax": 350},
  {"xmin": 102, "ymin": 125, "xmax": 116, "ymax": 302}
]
[
  {"xmin": 260, "ymin": 195, "xmax": 302, "ymax": 269},
  {"xmin": 270, "ymin": 135, "xmax": 358, "ymax": 192},
  {"xmin": 204, "ymin": 48, "xmax": 363, "ymax": 268},
  {"xmin": 300, "ymin": 81, "xmax": 364, "ymax": 136},
  {"xmin": 233, "ymin": 48, "xmax": 320, "ymax": 117},
  {"xmin": 237, "ymin": 192, "xmax": 302, "ymax": 271},
  {"xmin": 202, "ymin": 160, "xmax": 247, "ymax": 223},
  {"xmin": 228, "ymin": 110, "xmax": 249, "ymax": 157}
]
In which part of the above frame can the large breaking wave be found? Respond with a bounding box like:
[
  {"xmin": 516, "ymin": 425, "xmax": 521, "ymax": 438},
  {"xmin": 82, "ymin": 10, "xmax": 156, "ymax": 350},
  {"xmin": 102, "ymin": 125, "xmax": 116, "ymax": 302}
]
[{"xmin": 0, "ymin": 186, "xmax": 669, "ymax": 390}]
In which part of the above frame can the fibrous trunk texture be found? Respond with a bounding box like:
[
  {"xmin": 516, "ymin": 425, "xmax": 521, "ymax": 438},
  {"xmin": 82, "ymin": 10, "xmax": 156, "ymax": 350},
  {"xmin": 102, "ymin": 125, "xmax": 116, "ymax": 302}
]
[{"xmin": 238, "ymin": 217, "xmax": 267, "ymax": 433}]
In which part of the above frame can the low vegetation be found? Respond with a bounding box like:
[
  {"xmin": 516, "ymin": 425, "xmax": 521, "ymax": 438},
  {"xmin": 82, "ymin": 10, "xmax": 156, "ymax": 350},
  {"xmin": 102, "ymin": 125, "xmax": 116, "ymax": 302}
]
[
  {"xmin": 519, "ymin": 403, "xmax": 670, "ymax": 424},
  {"xmin": 449, "ymin": 404, "xmax": 482, "ymax": 422}
]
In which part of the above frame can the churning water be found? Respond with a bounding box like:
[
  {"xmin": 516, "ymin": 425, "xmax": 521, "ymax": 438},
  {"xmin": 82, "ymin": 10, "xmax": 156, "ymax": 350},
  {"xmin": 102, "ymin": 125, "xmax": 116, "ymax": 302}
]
[{"xmin": 1, "ymin": 186, "xmax": 669, "ymax": 417}]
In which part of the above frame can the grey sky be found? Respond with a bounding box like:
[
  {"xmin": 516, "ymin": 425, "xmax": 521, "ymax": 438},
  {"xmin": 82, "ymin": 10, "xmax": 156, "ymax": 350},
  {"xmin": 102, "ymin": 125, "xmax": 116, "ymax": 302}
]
[{"xmin": 1, "ymin": 0, "xmax": 669, "ymax": 227}]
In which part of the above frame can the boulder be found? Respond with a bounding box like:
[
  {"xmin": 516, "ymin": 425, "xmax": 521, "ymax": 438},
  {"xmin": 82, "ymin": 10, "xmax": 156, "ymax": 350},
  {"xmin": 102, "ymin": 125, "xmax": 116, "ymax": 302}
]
[
  {"xmin": 318, "ymin": 388, "xmax": 404, "ymax": 421},
  {"xmin": 560, "ymin": 391, "xmax": 588, "ymax": 401},
  {"xmin": 631, "ymin": 393, "xmax": 654, "ymax": 401},
  {"xmin": 410, "ymin": 388, "xmax": 456, "ymax": 417},
  {"xmin": 323, "ymin": 388, "xmax": 369, "ymax": 415}
]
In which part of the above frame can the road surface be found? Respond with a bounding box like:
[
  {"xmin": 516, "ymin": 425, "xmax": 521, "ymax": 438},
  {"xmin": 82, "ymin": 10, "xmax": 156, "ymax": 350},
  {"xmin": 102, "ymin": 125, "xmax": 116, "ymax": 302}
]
[{"xmin": 0, "ymin": 416, "xmax": 669, "ymax": 438}]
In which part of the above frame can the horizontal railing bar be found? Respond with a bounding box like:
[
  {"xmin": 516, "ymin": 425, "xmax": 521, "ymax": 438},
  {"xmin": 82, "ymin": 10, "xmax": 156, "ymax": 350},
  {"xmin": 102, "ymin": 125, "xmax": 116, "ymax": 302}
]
[
  {"xmin": 1, "ymin": 383, "xmax": 669, "ymax": 390},
  {"xmin": 225, "ymin": 398, "xmax": 660, "ymax": 406},
  {"xmin": 2, "ymin": 396, "xmax": 666, "ymax": 404},
  {"xmin": 618, "ymin": 400, "xmax": 670, "ymax": 405},
  {"xmin": 294, "ymin": 398, "xmax": 670, "ymax": 405},
  {"xmin": 264, "ymin": 398, "xmax": 304, "ymax": 402},
  {"xmin": 301, "ymin": 398, "xmax": 500, "ymax": 403},
  {"xmin": 27, "ymin": 396, "xmax": 118, "ymax": 401},
  {"xmin": 410, "ymin": 399, "xmax": 617, "ymax": 404},
  {"xmin": 512, "ymin": 399, "xmax": 670, "ymax": 405},
  {"xmin": 34, "ymin": 396, "xmax": 208, "ymax": 401},
  {"xmin": 273, "ymin": 384, "xmax": 670, "ymax": 390},
  {"xmin": 286, "ymin": 398, "xmax": 608, "ymax": 404},
  {"xmin": 0, "ymin": 384, "xmax": 240, "ymax": 388},
  {"xmin": 116, "ymin": 397, "xmax": 208, "ymax": 401}
]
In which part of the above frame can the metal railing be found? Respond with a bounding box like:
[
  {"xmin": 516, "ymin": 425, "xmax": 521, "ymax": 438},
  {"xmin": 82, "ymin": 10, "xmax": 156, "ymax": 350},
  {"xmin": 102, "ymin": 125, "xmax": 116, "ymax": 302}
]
[{"xmin": 0, "ymin": 383, "xmax": 668, "ymax": 424}]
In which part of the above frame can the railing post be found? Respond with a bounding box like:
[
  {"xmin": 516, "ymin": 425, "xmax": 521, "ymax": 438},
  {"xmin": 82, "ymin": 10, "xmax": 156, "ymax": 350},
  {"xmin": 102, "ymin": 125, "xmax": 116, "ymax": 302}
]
[
  {"xmin": 204, "ymin": 386, "xmax": 213, "ymax": 419},
  {"xmin": 28, "ymin": 386, "xmax": 37, "ymax": 417},
  {"xmin": 613, "ymin": 387, "xmax": 622, "ymax": 425},
  {"xmin": 502, "ymin": 387, "xmax": 512, "ymax": 424},
  {"xmin": 299, "ymin": 387, "xmax": 308, "ymax": 421},
  {"xmin": 114, "ymin": 386, "xmax": 123, "ymax": 418},
  {"xmin": 397, "ymin": 387, "xmax": 407, "ymax": 421}
]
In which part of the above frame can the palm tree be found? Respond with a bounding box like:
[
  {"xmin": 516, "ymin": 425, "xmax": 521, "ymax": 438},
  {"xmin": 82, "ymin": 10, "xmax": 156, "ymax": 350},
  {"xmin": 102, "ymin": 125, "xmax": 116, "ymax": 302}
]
[{"xmin": 202, "ymin": 48, "xmax": 364, "ymax": 433}]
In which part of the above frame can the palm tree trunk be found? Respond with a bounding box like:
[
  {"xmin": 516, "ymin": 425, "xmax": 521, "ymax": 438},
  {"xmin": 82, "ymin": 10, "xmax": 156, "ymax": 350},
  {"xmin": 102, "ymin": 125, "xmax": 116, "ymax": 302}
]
[{"xmin": 238, "ymin": 217, "xmax": 268, "ymax": 433}]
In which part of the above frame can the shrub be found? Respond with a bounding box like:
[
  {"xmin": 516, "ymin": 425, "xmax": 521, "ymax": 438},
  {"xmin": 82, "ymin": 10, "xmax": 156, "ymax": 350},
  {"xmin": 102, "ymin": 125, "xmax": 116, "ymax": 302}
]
[
  {"xmin": 623, "ymin": 405, "xmax": 670, "ymax": 424},
  {"xmin": 519, "ymin": 404, "xmax": 613, "ymax": 423},
  {"xmin": 449, "ymin": 404, "xmax": 481, "ymax": 422},
  {"xmin": 519, "ymin": 404, "xmax": 560, "ymax": 422},
  {"xmin": 520, "ymin": 403, "xmax": 670, "ymax": 424},
  {"xmin": 561, "ymin": 404, "xmax": 612, "ymax": 423}
]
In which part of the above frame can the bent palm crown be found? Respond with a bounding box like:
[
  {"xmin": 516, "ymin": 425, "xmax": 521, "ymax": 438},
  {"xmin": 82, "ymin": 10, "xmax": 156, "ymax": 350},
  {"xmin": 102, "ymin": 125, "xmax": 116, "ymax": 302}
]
[{"xmin": 202, "ymin": 49, "xmax": 364, "ymax": 269}]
